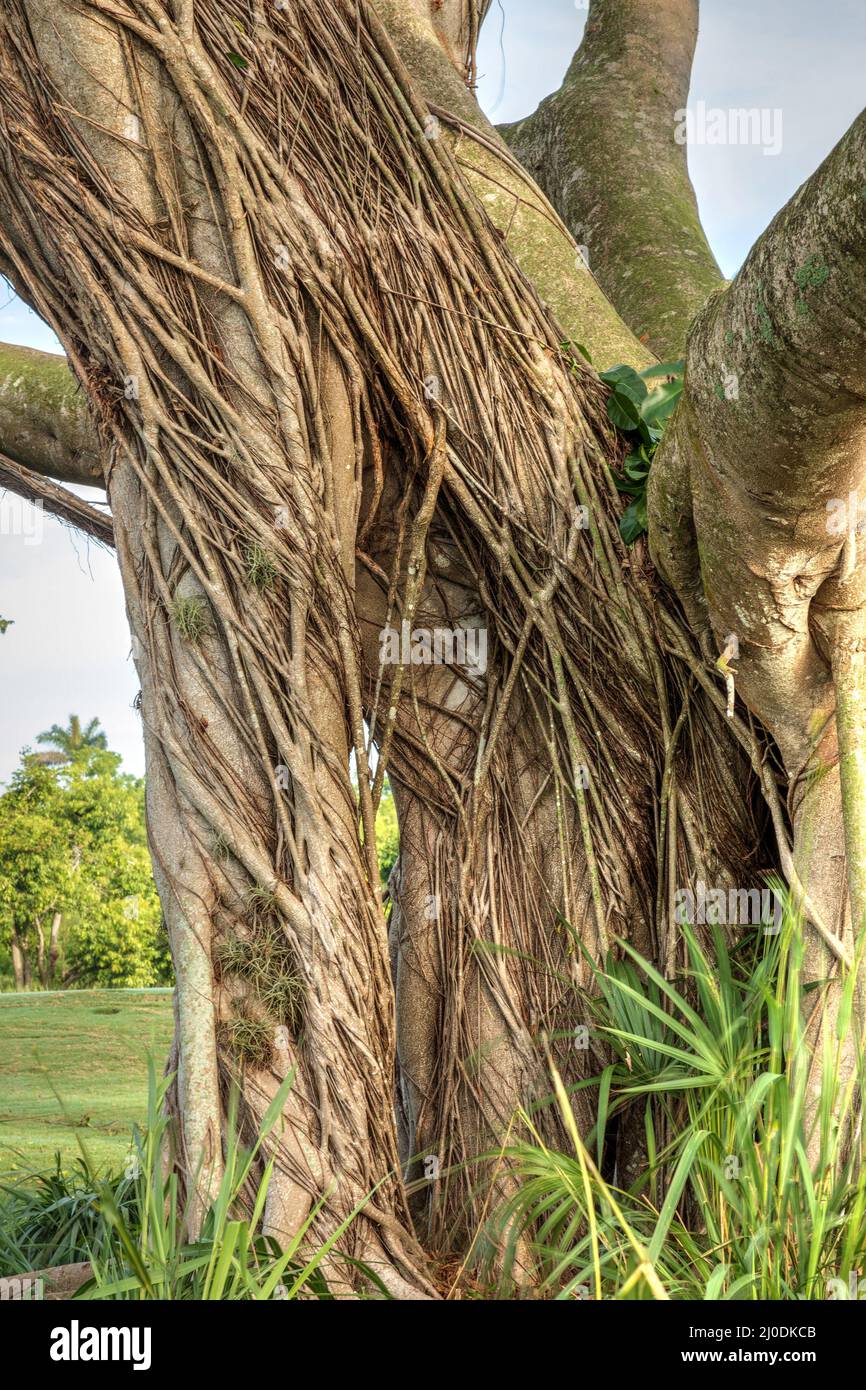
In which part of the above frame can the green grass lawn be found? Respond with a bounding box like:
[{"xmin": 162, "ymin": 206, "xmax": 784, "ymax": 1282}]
[{"xmin": 0, "ymin": 990, "xmax": 174, "ymax": 1177}]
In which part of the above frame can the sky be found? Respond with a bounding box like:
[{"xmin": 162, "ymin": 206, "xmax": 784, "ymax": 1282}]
[{"xmin": 1, "ymin": 0, "xmax": 864, "ymax": 783}]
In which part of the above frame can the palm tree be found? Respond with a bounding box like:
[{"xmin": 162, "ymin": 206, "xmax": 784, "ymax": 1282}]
[{"xmin": 36, "ymin": 714, "xmax": 107, "ymax": 762}]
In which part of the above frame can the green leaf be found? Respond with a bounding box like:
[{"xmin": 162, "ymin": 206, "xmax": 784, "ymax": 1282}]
[
  {"xmin": 623, "ymin": 449, "xmax": 650, "ymax": 480},
  {"xmin": 596, "ymin": 1065, "xmax": 614, "ymax": 1167},
  {"xmin": 648, "ymin": 1128, "xmax": 710, "ymax": 1263},
  {"xmin": 641, "ymin": 380, "xmax": 682, "ymax": 427},
  {"xmin": 601, "ymin": 365, "xmax": 648, "ymax": 400},
  {"xmin": 614, "ymin": 475, "xmax": 645, "ymax": 498},
  {"xmin": 619, "ymin": 494, "xmax": 648, "ymax": 545},
  {"xmin": 607, "ymin": 389, "xmax": 642, "ymax": 431},
  {"xmin": 226, "ymin": 50, "xmax": 249, "ymax": 71},
  {"xmin": 704, "ymin": 1264, "xmax": 729, "ymax": 1300},
  {"xmin": 562, "ymin": 340, "xmax": 594, "ymax": 365},
  {"xmin": 638, "ymin": 359, "xmax": 685, "ymax": 380}
]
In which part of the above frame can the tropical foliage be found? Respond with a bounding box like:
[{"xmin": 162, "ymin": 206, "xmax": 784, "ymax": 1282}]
[
  {"xmin": 1, "ymin": 1063, "xmax": 376, "ymax": 1300},
  {"xmin": 488, "ymin": 896, "xmax": 866, "ymax": 1300},
  {"xmin": 0, "ymin": 731, "xmax": 169, "ymax": 989}
]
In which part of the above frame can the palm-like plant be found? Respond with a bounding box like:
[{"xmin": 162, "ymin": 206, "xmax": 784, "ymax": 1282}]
[
  {"xmin": 83, "ymin": 1061, "xmax": 378, "ymax": 1300},
  {"xmin": 488, "ymin": 891, "xmax": 866, "ymax": 1300},
  {"xmin": 36, "ymin": 715, "xmax": 107, "ymax": 762}
]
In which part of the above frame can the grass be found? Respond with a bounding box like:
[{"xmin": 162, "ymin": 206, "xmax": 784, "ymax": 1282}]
[
  {"xmin": 0, "ymin": 1156, "xmax": 137, "ymax": 1277},
  {"xmin": 0, "ymin": 989, "xmax": 173, "ymax": 1176},
  {"xmin": 1, "ymin": 1061, "xmax": 382, "ymax": 1297}
]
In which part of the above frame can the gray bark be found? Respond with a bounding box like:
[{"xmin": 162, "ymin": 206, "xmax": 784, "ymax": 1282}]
[
  {"xmin": 501, "ymin": 0, "xmax": 723, "ymax": 358},
  {"xmin": 649, "ymin": 108, "xmax": 866, "ymax": 1133}
]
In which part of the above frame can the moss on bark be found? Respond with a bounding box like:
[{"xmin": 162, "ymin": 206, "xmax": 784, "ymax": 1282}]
[
  {"xmin": 0, "ymin": 340, "xmax": 101, "ymax": 484},
  {"xmin": 374, "ymin": 0, "xmax": 652, "ymax": 369},
  {"xmin": 500, "ymin": 0, "xmax": 723, "ymax": 360}
]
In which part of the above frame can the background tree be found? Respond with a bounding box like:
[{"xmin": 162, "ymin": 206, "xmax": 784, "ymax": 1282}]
[
  {"xmin": 376, "ymin": 782, "xmax": 400, "ymax": 888},
  {"xmin": 0, "ymin": 742, "xmax": 168, "ymax": 989},
  {"xmin": 36, "ymin": 715, "xmax": 108, "ymax": 762},
  {"xmin": 0, "ymin": 759, "xmax": 70, "ymax": 988},
  {"xmin": 0, "ymin": 0, "xmax": 861, "ymax": 1296}
]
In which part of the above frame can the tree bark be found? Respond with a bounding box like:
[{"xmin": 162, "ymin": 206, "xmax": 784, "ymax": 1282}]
[
  {"xmin": 501, "ymin": 0, "xmax": 723, "ymax": 359},
  {"xmin": 649, "ymin": 107, "xmax": 866, "ymax": 1140},
  {"xmin": 10, "ymin": 925, "xmax": 26, "ymax": 990}
]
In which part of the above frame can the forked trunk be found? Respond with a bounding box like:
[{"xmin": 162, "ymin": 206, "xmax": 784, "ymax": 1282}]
[{"xmin": 1, "ymin": 0, "xmax": 856, "ymax": 1294}]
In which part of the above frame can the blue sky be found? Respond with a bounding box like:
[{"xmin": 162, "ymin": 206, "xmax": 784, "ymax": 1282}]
[{"xmin": 1, "ymin": 0, "xmax": 864, "ymax": 782}]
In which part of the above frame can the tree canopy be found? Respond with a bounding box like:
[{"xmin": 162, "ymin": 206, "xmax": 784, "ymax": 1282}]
[{"xmin": 0, "ymin": 739, "xmax": 169, "ymax": 989}]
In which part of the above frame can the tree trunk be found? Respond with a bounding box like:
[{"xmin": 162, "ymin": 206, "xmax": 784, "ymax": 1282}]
[
  {"xmin": 10, "ymin": 926, "xmax": 26, "ymax": 991},
  {"xmin": 0, "ymin": 0, "xmax": 780, "ymax": 1269},
  {"xmin": 47, "ymin": 911, "xmax": 61, "ymax": 988},
  {"xmin": 34, "ymin": 915, "xmax": 46, "ymax": 988},
  {"xmin": 0, "ymin": 0, "xmax": 445, "ymax": 1294},
  {"xmin": 649, "ymin": 107, "xmax": 866, "ymax": 1146},
  {"xmin": 0, "ymin": 0, "xmax": 863, "ymax": 1292}
]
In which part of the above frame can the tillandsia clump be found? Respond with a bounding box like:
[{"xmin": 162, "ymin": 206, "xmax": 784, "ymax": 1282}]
[
  {"xmin": 171, "ymin": 594, "xmax": 210, "ymax": 645},
  {"xmin": 214, "ymin": 891, "xmax": 305, "ymax": 1068},
  {"xmin": 216, "ymin": 1011, "xmax": 276, "ymax": 1069},
  {"xmin": 244, "ymin": 542, "xmax": 278, "ymax": 593}
]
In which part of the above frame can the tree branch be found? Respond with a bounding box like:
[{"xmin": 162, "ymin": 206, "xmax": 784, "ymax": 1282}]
[
  {"xmin": 650, "ymin": 107, "xmax": 866, "ymax": 770},
  {"xmin": 0, "ymin": 449, "xmax": 113, "ymax": 545},
  {"xmin": 0, "ymin": 340, "xmax": 102, "ymax": 485},
  {"xmin": 373, "ymin": 0, "xmax": 652, "ymax": 368},
  {"xmin": 500, "ymin": 0, "xmax": 723, "ymax": 358}
]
